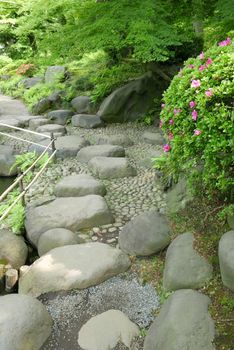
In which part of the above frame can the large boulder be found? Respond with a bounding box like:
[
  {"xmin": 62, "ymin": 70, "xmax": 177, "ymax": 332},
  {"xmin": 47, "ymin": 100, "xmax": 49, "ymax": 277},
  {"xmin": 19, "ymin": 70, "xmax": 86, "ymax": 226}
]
[
  {"xmin": 163, "ymin": 232, "xmax": 213, "ymax": 291},
  {"xmin": 54, "ymin": 174, "xmax": 106, "ymax": 197},
  {"xmin": 143, "ymin": 289, "xmax": 216, "ymax": 350},
  {"xmin": 45, "ymin": 65, "xmax": 66, "ymax": 84},
  {"xmin": 119, "ymin": 210, "xmax": 171, "ymax": 256},
  {"xmin": 78, "ymin": 310, "xmax": 139, "ymax": 350},
  {"xmin": 72, "ymin": 114, "xmax": 104, "ymax": 128},
  {"xmin": 0, "ymin": 145, "xmax": 17, "ymax": 176},
  {"xmin": 20, "ymin": 77, "xmax": 43, "ymax": 89},
  {"xmin": 19, "ymin": 243, "xmax": 131, "ymax": 297},
  {"xmin": 166, "ymin": 177, "xmax": 193, "ymax": 214},
  {"xmin": 47, "ymin": 109, "xmax": 73, "ymax": 125},
  {"xmin": 77, "ymin": 145, "xmax": 125, "ymax": 162},
  {"xmin": 32, "ymin": 97, "xmax": 52, "ymax": 115},
  {"xmin": 71, "ymin": 96, "xmax": 92, "ymax": 114},
  {"xmin": 95, "ymin": 134, "xmax": 134, "ymax": 147},
  {"xmin": 97, "ymin": 72, "xmax": 162, "ymax": 123},
  {"xmin": 38, "ymin": 228, "xmax": 81, "ymax": 256},
  {"xmin": 218, "ymin": 230, "xmax": 234, "ymax": 292},
  {"xmin": 89, "ymin": 157, "xmax": 137, "ymax": 179},
  {"xmin": 25, "ymin": 195, "xmax": 114, "ymax": 246},
  {"xmin": 0, "ymin": 229, "xmax": 28, "ymax": 269},
  {"xmin": 0, "ymin": 294, "xmax": 52, "ymax": 350}
]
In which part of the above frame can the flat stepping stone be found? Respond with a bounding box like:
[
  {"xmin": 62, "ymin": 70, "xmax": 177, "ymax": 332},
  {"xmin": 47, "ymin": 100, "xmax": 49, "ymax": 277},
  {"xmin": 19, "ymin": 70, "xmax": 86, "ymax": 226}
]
[
  {"xmin": 89, "ymin": 157, "xmax": 137, "ymax": 179},
  {"xmin": 219, "ymin": 230, "xmax": 234, "ymax": 292},
  {"xmin": 163, "ymin": 232, "xmax": 213, "ymax": 291},
  {"xmin": 19, "ymin": 243, "xmax": 131, "ymax": 297},
  {"xmin": 0, "ymin": 229, "xmax": 28, "ymax": 269},
  {"xmin": 144, "ymin": 289, "xmax": 215, "ymax": 350},
  {"xmin": 95, "ymin": 134, "xmax": 134, "ymax": 147},
  {"xmin": 36, "ymin": 124, "xmax": 67, "ymax": 136},
  {"xmin": 0, "ymin": 294, "xmax": 52, "ymax": 350},
  {"xmin": 119, "ymin": 209, "xmax": 171, "ymax": 257},
  {"xmin": 77, "ymin": 145, "xmax": 125, "ymax": 162},
  {"xmin": 47, "ymin": 109, "xmax": 73, "ymax": 125},
  {"xmin": 142, "ymin": 131, "xmax": 164, "ymax": 145},
  {"xmin": 25, "ymin": 195, "xmax": 114, "ymax": 246},
  {"xmin": 72, "ymin": 114, "xmax": 104, "ymax": 128},
  {"xmin": 78, "ymin": 309, "xmax": 139, "ymax": 350},
  {"xmin": 38, "ymin": 228, "xmax": 81, "ymax": 256},
  {"xmin": 54, "ymin": 174, "xmax": 106, "ymax": 197},
  {"xmin": 29, "ymin": 117, "xmax": 49, "ymax": 130}
]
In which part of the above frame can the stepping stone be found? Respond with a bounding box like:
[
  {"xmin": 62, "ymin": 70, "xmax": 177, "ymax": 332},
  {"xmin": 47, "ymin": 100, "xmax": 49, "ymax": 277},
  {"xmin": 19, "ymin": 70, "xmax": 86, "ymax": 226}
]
[
  {"xmin": 78, "ymin": 309, "xmax": 139, "ymax": 350},
  {"xmin": 119, "ymin": 209, "xmax": 171, "ymax": 257},
  {"xmin": 38, "ymin": 228, "xmax": 81, "ymax": 256},
  {"xmin": 77, "ymin": 145, "xmax": 125, "ymax": 162},
  {"xmin": 142, "ymin": 131, "xmax": 164, "ymax": 145},
  {"xmin": 47, "ymin": 109, "xmax": 73, "ymax": 125},
  {"xmin": 29, "ymin": 117, "xmax": 49, "ymax": 130},
  {"xmin": 71, "ymin": 96, "xmax": 92, "ymax": 114},
  {"xmin": 0, "ymin": 229, "xmax": 28, "ymax": 269},
  {"xmin": 0, "ymin": 118, "xmax": 23, "ymax": 131},
  {"xmin": 72, "ymin": 114, "xmax": 104, "ymax": 128},
  {"xmin": 219, "ymin": 230, "xmax": 234, "ymax": 291},
  {"xmin": 0, "ymin": 294, "xmax": 52, "ymax": 350},
  {"xmin": 163, "ymin": 232, "xmax": 213, "ymax": 291},
  {"xmin": 19, "ymin": 243, "xmax": 131, "ymax": 297},
  {"xmin": 139, "ymin": 150, "xmax": 163, "ymax": 168},
  {"xmin": 25, "ymin": 195, "xmax": 114, "ymax": 246},
  {"xmin": 36, "ymin": 124, "xmax": 67, "ymax": 137},
  {"xmin": 89, "ymin": 157, "xmax": 137, "ymax": 179},
  {"xmin": 54, "ymin": 174, "xmax": 106, "ymax": 197},
  {"xmin": 0, "ymin": 145, "xmax": 17, "ymax": 176},
  {"xmin": 29, "ymin": 135, "xmax": 90, "ymax": 158},
  {"xmin": 143, "ymin": 289, "xmax": 215, "ymax": 350},
  {"xmin": 95, "ymin": 134, "xmax": 134, "ymax": 147}
]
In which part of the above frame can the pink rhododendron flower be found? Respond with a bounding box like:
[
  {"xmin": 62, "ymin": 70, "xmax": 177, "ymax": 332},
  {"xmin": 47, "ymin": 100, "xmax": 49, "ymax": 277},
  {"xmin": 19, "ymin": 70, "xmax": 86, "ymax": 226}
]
[
  {"xmin": 206, "ymin": 58, "xmax": 213, "ymax": 68},
  {"xmin": 189, "ymin": 101, "xmax": 196, "ymax": 108},
  {"xmin": 205, "ymin": 88, "xmax": 213, "ymax": 97},
  {"xmin": 194, "ymin": 129, "xmax": 202, "ymax": 136},
  {"xmin": 188, "ymin": 64, "xmax": 195, "ymax": 69},
  {"xmin": 191, "ymin": 80, "xmax": 201, "ymax": 88},
  {"xmin": 161, "ymin": 103, "xmax": 165, "ymax": 108},
  {"xmin": 174, "ymin": 108, "xmax": 181, "ymax": 115},
  {"xmin": 218, "ymin": 37, "xmax": 232, "ymax": 47},
  {"xmin": 159, "ymin": 120, "xmax": 163, "ymax": 128},
  {"xmin": 199, "ymin": 52, "xmax": 205, "ymax": 59},
  {"xmin": 169, "ymin": 119, "xmax": 174, "ymax": 125},
  {"xmin": 192, "ymin": 110, "xmax": 198, "ymax": 121},
  {"xmin": 163, "ymin": 144, "xmax": 170, "ymax": 152},
  {"xmin": 199, "ymin": 65, "xmax": 205, "ymax": 71},
  {"xmin": 168, "ymin": 132, "xmax": 174, "ymax": 140}
]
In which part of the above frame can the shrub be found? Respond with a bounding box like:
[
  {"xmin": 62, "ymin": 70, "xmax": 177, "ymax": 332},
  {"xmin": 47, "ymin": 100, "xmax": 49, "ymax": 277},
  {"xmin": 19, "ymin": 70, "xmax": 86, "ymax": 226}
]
[{"xmin": 156, "ymin": 39, "xmax": 234, "ymax": 199}]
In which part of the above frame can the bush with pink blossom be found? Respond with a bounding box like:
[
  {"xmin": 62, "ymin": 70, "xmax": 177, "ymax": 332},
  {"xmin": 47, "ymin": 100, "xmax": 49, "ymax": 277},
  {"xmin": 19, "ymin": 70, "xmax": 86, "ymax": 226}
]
[{"xmin": 156, "ymin": 39, "xmax": 234, "ymax": 198}]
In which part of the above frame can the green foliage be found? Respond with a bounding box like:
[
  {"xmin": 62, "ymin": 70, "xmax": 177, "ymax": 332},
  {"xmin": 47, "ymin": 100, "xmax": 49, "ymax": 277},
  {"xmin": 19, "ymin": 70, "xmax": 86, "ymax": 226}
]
[{"xmin": 157, "ymin": 40, "xmax": 234, "ymax": 198}]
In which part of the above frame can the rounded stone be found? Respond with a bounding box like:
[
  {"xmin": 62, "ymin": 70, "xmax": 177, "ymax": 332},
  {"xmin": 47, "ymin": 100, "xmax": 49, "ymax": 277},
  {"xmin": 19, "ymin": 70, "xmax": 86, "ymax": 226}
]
[
  {"xmin": 218, "ymin": 230, "xmax": 234, "ymax": 292},
  {"xmin": 0, "ymin": 229, "xmax": 28, "ymax": 269}
]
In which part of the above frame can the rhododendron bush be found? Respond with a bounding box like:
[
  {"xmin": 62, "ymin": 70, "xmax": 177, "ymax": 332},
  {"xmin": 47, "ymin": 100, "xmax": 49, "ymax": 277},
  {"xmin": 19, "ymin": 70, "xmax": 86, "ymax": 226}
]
[{"xmin": 157, "ymin": 40, "xmax": 234, "ymax": 198}]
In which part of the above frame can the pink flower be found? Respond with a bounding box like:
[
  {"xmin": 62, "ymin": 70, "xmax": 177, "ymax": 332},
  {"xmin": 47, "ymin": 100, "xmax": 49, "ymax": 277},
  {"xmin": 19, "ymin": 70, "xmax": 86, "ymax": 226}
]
[
  {"xmin": 189, "ymin": 101, "xmax": 196, "ymax": 108},
  {"xmin": 169, "ymin": 119, "xmax": 174, "ymax": 125},
  {"xmin": 199, "ymin": 52, "xmax": 205, "ymax": 59},
  {"xmin": 205, "ymin": 88, "xmax": 213, "ymax": 97},
  {"xmin": 159, "ymin": 120, "xmax": 163, "ymax": 128},
  {"xmin": 192, "ymin": 110, "xmax": 198, "ymax": 121},
  {"xmin": 206, "ymin": 58, "xmax": 213, "ymax": 68},
  {"xmin": 163, "ymin": 144, "xmax": 171, "ymax": 152},
  {"xmin": 161, "ymin": 103, "xmax": 165, "ymax": 109},
  {"xmin": 191, "ymin": 79, "xmax": 201, "ymax": 88},
  {"xmin": 174, "ymin": 108, "xmax": 181, "ymax": 115},
  {"xmin": 168, "ymin": 132, "xmax": 174, "ymax": 140},
  {"xmin": 218, "ymin": 37, "xmax": 232, "ymax": 47},
  {"xmin": 188, "ymin": 64, "xmax": 195, "ymax": 69},
  {"xmin": 194, "ymin": 129, "xmax": 202, "ymax": 136},
  {"xmin": 199, "ymin": 65, "xmax": 205, "ymax": 71}
]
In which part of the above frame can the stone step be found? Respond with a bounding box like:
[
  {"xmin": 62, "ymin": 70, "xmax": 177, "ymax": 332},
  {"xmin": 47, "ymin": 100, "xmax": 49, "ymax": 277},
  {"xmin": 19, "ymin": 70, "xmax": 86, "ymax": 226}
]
[
  {"xmin": 77, "ymin": 144, "xmax": 125, "ymax": 162},
  {"xmin": 88, "ymin": 157, "xmax": 137, "ymax": 179}
]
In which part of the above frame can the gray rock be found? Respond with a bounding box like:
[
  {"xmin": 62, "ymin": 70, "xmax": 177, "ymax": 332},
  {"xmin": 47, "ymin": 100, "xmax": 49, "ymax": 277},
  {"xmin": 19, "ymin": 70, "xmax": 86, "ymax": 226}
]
[
  {"xmin": 29, "ymin": 117, "xmax": 49, "ymax": 130},
  {"xmin": 25, "ymin": 195, "xmax": 114, "ymax": 246},
  {"xmin": 45, "ymin": 65, "xmax": 66, "ymax": 84},
  {"xmin": 38, "ymin": 228, "xmax": 81, "ymax": 256},
  {"xmin": 0, "ymin": 117, "xmax": 23, "ymax": 130},
  {"xmin": 0, "ymin": 145, "xmax": 17, "ymax": 176},
  {"xmin": 54, "ymin": 174, "xmax": 106, "ymax": 197},
  {"xmin": 71, "ymin": 96, "xmax": 92, "ymax": 114},
  {"xmin": 19, "ymin": 243, "xmax": 131, "ymax": 297},
  {"xmin": 163, "ymin": 232, "xmax": 213, "ymax": 291},
  {"xmin": 95, "ymin": 134, "xmax": 134, "ymax": 147},
  {"xmin": 78, "ymin": 309, "xmax": 139, "ymax": 350},
  {"xmin": 219, "ymin": 230, "xmax": 234, "ymax": 291},
  {"xmin": 119, "ymin": 210, "xmax": 171, "ymax": 256},
  {"xmin": 72, "ymin": 114, "xmax": 104, "ymax": 129},
  {"xmin": 143, "ymin": 289, "xmax": 215, "ymax": 350},
  {"xmin": 0, "ymin": 94, "xmax": 29, "ymax": 116},
  {"xmin": 77, "ymin": 144, "xmax": 125, "ymax": 162},
  {"xmin": 89, "ymin": 157, "xmax": 137, "ymax": 179},
  {"xmin": 139, "ymin": 150, "xmax": 163, "ymax": 169},
  {"xmin": 0, "ymin": 294, "xmax": 52, "ymax": 350},
  {"xmin": 36, "ymin": 124, "xmax": 67, "ymax": 137},
  {"xmin": 32, "ymin": 98, "xmax": 52, "ymax": 115},
  {"xmin": 0, "ymin": 229, "xmax": 28, "ymax": 269},
  {"xmin": 166, "ymin": 177, "xmax": 193, "ymax": 214},
  {"xmin": 142, "ymin": 131, "xmax": 164, "ymax": 145},
  {"xmin": 47, "ymin": 110, "xmax": 73, "ymax": 125},
  {"xmin": 97, "ymin": 72, "xmax": 163, "ymax": 123},
  {"xmin": 20, "ymin": 77, "xmax": 43, "ymax": 89}
]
